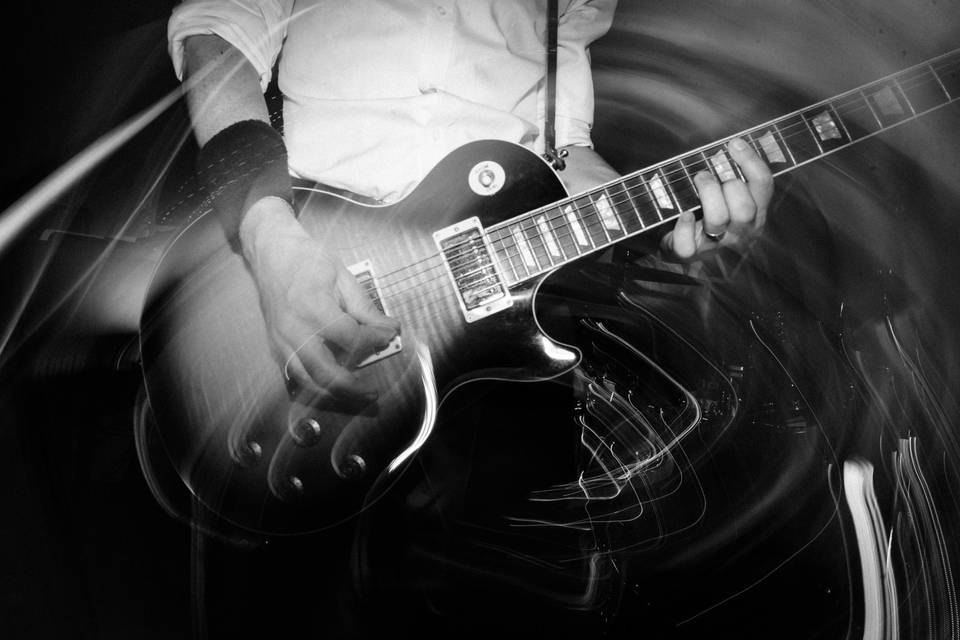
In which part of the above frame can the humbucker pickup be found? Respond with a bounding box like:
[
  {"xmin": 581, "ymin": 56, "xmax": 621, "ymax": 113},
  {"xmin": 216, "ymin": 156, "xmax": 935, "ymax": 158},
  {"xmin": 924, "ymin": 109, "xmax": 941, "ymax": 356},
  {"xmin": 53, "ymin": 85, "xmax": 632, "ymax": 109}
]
[
  {"xmin": 348, "ymin": 259, "xmax": 402, "ymax": 367},
  {"xmin": 433, "ymin": 217, "xmax": 512, "ymax": 322}
]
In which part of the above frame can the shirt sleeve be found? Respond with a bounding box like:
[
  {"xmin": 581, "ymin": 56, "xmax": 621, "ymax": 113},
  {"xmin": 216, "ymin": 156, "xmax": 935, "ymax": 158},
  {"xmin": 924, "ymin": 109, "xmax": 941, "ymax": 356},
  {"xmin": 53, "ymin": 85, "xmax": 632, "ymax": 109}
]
[
  {"xmin": 554, "ymin": 0, "xmax": 617, "ymax": 148},
  {"xmin": 168, "ymin": 0, "xmax": 295, "ymax": 91}
]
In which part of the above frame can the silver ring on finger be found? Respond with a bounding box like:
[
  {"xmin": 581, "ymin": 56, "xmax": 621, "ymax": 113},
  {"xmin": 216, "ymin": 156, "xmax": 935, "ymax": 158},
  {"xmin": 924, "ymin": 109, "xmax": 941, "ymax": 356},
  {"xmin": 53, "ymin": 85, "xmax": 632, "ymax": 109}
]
[{"xmin": 704, "ymin": 229, "xmax": 726, "ymax": 242}]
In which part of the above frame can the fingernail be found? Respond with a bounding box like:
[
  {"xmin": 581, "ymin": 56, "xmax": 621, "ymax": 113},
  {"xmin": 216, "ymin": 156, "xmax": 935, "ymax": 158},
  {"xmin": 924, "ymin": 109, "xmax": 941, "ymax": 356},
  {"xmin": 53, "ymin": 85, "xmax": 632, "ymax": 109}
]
[{"xmin": 730, "ymin": 138, "xmax": 748, "ymax": 151}]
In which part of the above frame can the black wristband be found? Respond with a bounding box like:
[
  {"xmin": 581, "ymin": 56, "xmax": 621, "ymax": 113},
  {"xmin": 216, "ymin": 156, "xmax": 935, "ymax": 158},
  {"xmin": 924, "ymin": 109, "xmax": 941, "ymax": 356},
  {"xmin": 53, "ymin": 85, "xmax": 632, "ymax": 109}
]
[{"xmin": 196, "ymin": 119, "xmax": 294, "ymax": 239}]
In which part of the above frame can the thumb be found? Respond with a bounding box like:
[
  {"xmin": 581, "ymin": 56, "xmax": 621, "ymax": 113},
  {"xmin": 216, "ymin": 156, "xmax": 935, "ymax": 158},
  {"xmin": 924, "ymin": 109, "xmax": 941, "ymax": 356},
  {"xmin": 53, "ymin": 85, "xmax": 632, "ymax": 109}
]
[{"xmin": 339, "ymin": 271, "xmax": 401, "ymax": 336}]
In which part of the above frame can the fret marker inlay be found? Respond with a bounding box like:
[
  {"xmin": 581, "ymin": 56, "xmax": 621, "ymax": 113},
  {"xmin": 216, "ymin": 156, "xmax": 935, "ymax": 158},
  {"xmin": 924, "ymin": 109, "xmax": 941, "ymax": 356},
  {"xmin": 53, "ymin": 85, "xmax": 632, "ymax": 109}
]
[
  {"xmin": 594, "ymin": 194, "xmax": 622, "ymax": 232},
  {"xmin": 511, "ymin": 227, "xmax": 537, "ymax": 269},
  {"xmin": 757, "ymin": 130, "xmax": 787, "ymax": 164},
  {"xmin": 535, "ymin": 215, "xmax": 562, "ymax": 258},
  {"xmin": 648, "ymin": 173, "xmax": 674, "ymax": 209},
  {"xmin": 564, "ymin": 205, "xmax": 590, "ymax": 246},
  {"xmin": 709, "ymin": 150, "xmax": 738, "ymax": 181},
  {"xmin": 811, "ymin": 110, "xmax": 842, "ymax": 141},
  {"xmin": 872, "ymin": 85, "xmax": 904, "ymax": 117}
]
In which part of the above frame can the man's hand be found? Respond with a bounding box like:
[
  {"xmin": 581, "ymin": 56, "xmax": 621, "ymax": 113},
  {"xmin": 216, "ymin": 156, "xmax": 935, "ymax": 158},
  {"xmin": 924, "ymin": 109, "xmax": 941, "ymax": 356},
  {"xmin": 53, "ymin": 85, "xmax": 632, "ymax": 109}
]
[
  {"xmin": 561, "ymin": 141, "xmax": 772, "ymax": 261},
  {"xmin": 661, "ymin": 137, "xmax": 773, "ymax": 260},
  {"xmin": 238, "ymin": 197, "xmax": 400, "ymax": 401}
]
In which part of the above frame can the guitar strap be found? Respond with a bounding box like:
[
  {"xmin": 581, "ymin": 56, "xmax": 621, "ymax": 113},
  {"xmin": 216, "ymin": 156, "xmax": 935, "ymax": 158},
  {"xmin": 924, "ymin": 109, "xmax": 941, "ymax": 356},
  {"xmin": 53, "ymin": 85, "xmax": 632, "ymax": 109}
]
[{"xmin": 542, "ymin": 0, "xmax": 567, "ymax": 171}]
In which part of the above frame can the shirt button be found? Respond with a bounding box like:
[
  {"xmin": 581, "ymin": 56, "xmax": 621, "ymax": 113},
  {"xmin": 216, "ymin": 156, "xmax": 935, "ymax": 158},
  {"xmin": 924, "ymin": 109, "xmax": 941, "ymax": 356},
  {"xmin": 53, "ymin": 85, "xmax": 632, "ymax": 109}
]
[{"xmin": 436, "ymin": 6, "xmax": 447, "ymax": 15}]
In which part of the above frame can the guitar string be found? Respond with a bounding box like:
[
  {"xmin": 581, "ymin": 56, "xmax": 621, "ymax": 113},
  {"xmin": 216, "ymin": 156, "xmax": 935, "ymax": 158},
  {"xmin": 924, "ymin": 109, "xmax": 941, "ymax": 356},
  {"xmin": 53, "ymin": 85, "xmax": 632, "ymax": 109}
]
[
  {"xmin": 481, "ymin": 58, "xmax": 960, "ymax": 278},
  {"xmin": 370, "ymin": 55, "xmax": 958, "ymax": 294},
  {"xmin": 372, "ymin": 55, "xmax": 959, "ymax": 291},
  {"xmin": 361, "ymin": 63, "xmax": 960, "ymax": 321},
  {"xmin": 488, "ymin": 57, "xmax": 958, "ymax": 254},
  {"xmin": 373, "ymin": 64, "xmax": 957, "ymax": 306}
]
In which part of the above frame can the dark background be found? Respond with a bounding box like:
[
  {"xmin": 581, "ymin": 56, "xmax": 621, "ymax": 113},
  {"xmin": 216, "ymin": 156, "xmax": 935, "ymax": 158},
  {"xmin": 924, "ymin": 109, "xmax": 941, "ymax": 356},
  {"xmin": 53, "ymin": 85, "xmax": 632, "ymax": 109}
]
[{"xmin": 2, "ymin": 1, "xmax": 960, "ymax": 639}]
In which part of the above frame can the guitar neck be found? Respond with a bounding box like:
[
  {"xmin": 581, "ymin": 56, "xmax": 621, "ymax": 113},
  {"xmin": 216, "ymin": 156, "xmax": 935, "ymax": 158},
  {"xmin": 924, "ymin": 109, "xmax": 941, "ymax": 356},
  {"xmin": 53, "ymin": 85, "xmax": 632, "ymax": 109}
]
[{"xmin": 486, "ymin": 48, "xmax": 960, "ymax": 285}]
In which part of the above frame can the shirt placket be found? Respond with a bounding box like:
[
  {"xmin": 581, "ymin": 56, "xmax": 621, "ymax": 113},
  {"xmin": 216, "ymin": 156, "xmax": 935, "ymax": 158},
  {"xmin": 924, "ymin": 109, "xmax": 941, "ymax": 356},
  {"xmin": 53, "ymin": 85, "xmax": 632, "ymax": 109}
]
[{"xmin": 416, "ymin": 1, "xmax": 457, "ymax": 142}]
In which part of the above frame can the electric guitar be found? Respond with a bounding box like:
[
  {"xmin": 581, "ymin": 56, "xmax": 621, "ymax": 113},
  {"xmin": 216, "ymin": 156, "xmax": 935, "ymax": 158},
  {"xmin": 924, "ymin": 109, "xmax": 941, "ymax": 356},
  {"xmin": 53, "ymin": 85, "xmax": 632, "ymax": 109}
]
[{"xmin": 140, "ymin": 49, "xmax": 959, "ymax": 535}]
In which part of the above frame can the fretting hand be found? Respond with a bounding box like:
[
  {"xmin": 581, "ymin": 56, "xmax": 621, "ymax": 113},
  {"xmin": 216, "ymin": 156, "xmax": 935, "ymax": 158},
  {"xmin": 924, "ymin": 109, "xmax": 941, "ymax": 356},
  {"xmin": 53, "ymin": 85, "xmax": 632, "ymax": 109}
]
[{"xmin": 661, "ymin": 137, "xmax": 773, "ymax": 259}]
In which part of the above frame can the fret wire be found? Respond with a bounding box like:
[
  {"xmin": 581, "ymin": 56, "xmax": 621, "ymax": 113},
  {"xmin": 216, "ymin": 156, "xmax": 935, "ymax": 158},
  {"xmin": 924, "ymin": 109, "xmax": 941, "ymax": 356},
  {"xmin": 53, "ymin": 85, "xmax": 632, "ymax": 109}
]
[
  {"xmin": 493, "ymin": 227, "xmax": 522, "ymax": 282},
  {"xmin": 563, "ymin": 202, "xmax": 598, "ymax": 250},
  {"xmin": 563, "ymin": 204, "xmax": 588, "ymax": 256},
  {"xmin": 678, "ymin": 159, "xmax": 698, "ymax": 196},
  {"xmin": 562, "ymin": 202, "xmax": 594, "ymax": 251},
  {"xmin": 517, "ymin": 216, "xmax": 551, "ymax": 272},
  {"xmin": 651, "ymin": 55, "xmax": 960, "ymax": 190},
  {"xmin": 699, "ymin": 150, "xmax": 721, "ymax": 181},
  {"xmin": 625, "ymin": 174, "xmax": 661, "ymax": 224},
  {"xmin": 798, "ymin": 113, "xmax": 826, "ymax": 155},
  {"xmin": 663, "ymin": 177, "xmax": 696, "ymax": 210},
  {"xmin": 777, "ymin": 118, "xmax": 818, "ymax": 152},
  {"xmin": 500, "ymin": 226, "xmax": 532, "ymax": 280},
  {"xmin": 724, "ymin": 144, "xmax": 747, "ymax": 181},
  {"xmin": 486, "ymin": 51, "xmax": 960, "ymax": 278},
  {"xmin": 556, "ymin": 207, "xmax": 585, "ymax": 256},
  {"xmin": 577, "ymin": 196, "xmax": 612, "ymax": 246},
  {"xmin": 858, "ymin": 89, "xmax": 885, "ymax": 128},
  {"xmin": 642, "ymin": 173, "xmax": 664, "ymax": 221},
  {"xmin": 670, "ymin": 166, "xmax": 701, "ymax": 202},
  {"xmin": 618, "ymin": 180, "xmax": 647, "ymax": 230},
  {"xmin": 891, "ymin": 77, "xmax": 918, "ymax": 116},
  {"xmin": 826, "ymin": 101, "xmax": 855, "ymax": 142},
  {"xmin": 542, "ymin": 207, "xmax": 570, "ymax": 262},
  {"xmin": 578, "ymin": 197, "xmax": 611, "ymax": 244},
  {"xmin": 543, "ymin": 211, "xmax": 568, "ymax": 262},
  {"xmin": 929, "ymin": 63, "xmax": 951, "ymax": 98},
  {"xmin": 586, "ymin": 194, "xmax": 614, "ymax": 243},
  {"xmin": 562, "ymin": 201, "xmax": 597, "ymax": 251},
  {"xmin": 770, "ymin": 121, "xmax": 798, "ymax": 166},
  {"xmin": 744, "ymin": 131, "xmax": 765, "ymax": 159},
  {"xmin": 932, "ymin": 56, "xmax": 960, "ymax": 98},
  {"xmin": 530, "ymin": 214, "xmax": 560, "ymax": 269},
  {"xmin": 602, "ymin": 186, "xmax": 629, "ymax": 235},
  {"xmin": 660, "ymin": 169, "xmax": 684, "ymax": 211}
]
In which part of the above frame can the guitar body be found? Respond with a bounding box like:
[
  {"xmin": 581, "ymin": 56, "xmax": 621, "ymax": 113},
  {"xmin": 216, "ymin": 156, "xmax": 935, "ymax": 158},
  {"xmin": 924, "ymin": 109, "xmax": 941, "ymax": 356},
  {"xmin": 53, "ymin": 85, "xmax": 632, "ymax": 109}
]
[
  {"xmin": 141, "ymin": 50, "xmax": 959, "ymax": 536},
  {"xmin": 140, "ymin": 140, "xmax": 577, "ymax": 535}
]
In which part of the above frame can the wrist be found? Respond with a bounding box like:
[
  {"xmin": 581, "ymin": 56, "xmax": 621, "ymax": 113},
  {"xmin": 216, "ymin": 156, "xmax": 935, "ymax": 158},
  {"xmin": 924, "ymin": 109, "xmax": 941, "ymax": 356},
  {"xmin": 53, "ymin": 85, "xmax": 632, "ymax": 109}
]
[
  {"xmin": 196, "ymin": 119, "xmax": 294, "ymax": 240},
  {"xmin": 238, "ymin": 196, "xmax": 304, "ymax": 263}
]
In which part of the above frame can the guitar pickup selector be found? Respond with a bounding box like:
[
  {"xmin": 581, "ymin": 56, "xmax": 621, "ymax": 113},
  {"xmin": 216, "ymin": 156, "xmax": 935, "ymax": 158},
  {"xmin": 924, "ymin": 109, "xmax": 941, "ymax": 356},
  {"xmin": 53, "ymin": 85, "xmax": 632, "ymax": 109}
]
[
  {"xmin": 348, "ymin": 259, "xmax": 402, "ymax": 367},
  {"xmin": 434, "ymin": 217, "xmax": 512, "ymax": 322}
]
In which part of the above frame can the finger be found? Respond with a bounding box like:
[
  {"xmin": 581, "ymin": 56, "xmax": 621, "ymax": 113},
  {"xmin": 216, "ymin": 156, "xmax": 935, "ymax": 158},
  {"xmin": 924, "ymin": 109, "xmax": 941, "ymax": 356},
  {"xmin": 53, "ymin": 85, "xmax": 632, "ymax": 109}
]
[
  {"xmin": 720, "ymin": 178, "xmax": 757, "ymax": 227},
  {"xmin": 294, "ymin": 336, "xmax": 378, "ymax": 400},
  {"xmin": 309, "ymin": 310, "xmax": 388, "ymax": 369},
  {"xmin": 306, "ymin": 308, "xmax": 370, "ymax": 356},
  {"xmin": 662, "ymin": 210, "xmax": 698, "ymax": 260},
  {"xmin": 727, "ymin": 137, "xmax": 773, "ymax": 228},
  {"xmin": 337, "ymin": 270, "xmax": 401, "ymax": 337},
  {"xmin": 694, "ymin": 171, "xmax": 729, "ymax": 236},
  {"xmin": 341, "ymin": 324, "xmax": 398, "ymax": 368}
]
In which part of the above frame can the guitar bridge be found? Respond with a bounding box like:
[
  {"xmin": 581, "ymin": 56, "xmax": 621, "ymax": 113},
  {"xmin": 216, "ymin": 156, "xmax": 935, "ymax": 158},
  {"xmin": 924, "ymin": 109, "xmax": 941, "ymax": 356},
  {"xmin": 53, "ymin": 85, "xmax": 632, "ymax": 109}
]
[
  {"xmin": 348, "ymin": 260, "xmax": 402, "ymax": 367},
  {"xmin": 433, "ymin": 217, "xmax": 512, "ymax": 322}
]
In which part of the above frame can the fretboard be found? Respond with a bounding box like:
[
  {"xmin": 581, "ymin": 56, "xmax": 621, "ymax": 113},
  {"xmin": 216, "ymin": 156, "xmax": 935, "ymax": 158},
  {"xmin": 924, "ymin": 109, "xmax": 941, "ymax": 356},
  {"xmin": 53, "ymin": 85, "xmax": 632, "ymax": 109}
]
[{"xmin": 486, "ymin": 48, "xmax": 960, "ymax": 285}]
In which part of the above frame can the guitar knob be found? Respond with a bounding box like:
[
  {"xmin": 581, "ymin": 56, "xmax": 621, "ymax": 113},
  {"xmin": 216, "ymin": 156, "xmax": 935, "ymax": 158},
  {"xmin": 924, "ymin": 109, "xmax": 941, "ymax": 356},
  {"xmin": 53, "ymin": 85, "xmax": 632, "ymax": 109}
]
[
  {"xmin": 271, "ymin": 475, "xmax": 304, "ymax": 502},
  {"xmin": 337, "ymin": 454, "xmax": 367, "ymax": 481},
  {"xmin": 289, "ymin": 417, "xmax": 322, "ymax": 447},
  {"xmin": 232, "ymin": 440, "xmax": 263, "ymax": 468}
]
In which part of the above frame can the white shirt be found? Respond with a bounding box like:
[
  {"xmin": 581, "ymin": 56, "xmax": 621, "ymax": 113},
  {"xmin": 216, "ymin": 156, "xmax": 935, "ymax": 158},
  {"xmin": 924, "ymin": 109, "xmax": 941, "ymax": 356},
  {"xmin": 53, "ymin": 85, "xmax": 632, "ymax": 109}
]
[{"xmin": 169, "ymin": 0, "xmax": 617, "ymax": 202}]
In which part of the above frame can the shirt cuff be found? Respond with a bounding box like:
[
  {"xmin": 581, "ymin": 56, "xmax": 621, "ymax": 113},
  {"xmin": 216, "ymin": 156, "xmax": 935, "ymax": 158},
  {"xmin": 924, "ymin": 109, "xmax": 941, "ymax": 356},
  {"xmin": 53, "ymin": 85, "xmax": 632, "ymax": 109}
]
[
  {"xmin": 555, "ymin": 115, "xmax": 594, "ymax": 149},
  {"xmin": 168, "ymin": 1, "xmax": 286, "ymax": 91}
]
